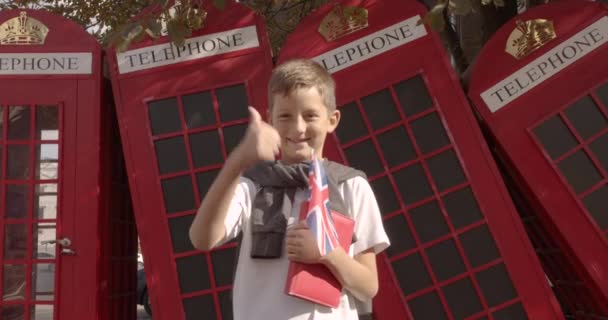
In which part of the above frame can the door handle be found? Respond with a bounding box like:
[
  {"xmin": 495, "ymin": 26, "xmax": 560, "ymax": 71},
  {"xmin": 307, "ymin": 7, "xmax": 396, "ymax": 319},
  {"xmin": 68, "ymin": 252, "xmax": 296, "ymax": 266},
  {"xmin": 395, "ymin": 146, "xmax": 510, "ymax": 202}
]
[{"xmin": 41, "ymin": 237, "xmax": 71, "ymax": 247}]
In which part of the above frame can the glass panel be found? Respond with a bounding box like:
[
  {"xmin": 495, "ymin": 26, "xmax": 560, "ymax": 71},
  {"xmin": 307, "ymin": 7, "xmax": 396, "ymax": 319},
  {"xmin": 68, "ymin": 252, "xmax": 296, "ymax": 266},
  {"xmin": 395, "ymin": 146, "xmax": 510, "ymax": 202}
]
[
  {"xmin": 8, "ymin": 145, "xmax": 31, "ymax": 179},
  {"xmin": 4, "ymin": 224, "xmax": 27, "ymax": 259},
  {"xmin": 6, "ymin": 184, "xmax": 29, "ymax": 219},
  {"xmin": 441, "ymin": 277, "xmax": 483, "ymax": 320},
  {"xmin": 335, "ymin": 102, "xmax": 368, "ymax": 143},
  {"xmin": 36, "ymin": 105, "xmax": 59, "ymax": 140},
  {"xmin": 182, "ymin": 294, "xmax": 217, "ymax": 320},
  {"xmin": 32, "ymin": 263, "xmax": 55, "ymax": 301},
  {"xmin": 408, "ymin": 201, "xmax": 450, "ymax": 243},
  {"xmin": 8, "ymin": 106, "xmax": 30, "ymax": 140},
  {"xmin": 408, "ymin": 291, "xmax": 449, "ymax": 320},
  {"xmin": 196, "ymin": 169, "xmax": 219, "ymax": 200},
  {"xmin": 392, "ymin": 163, "xmax": 433, "ymax": 205},
  {"xmin": 31, "ymin": 305, "xmax": 54, "ymax": 320},
  {"xmin": 33, "ymin": 223, "xmax": 56, "ymax": 259},
  {"xmin": 360, "ymin": 89, "xmax": 400, "ymax": 130},
  {"xmin": 391, "ymin": 253, "xmax": 432, "ymax": 295},
  {"xmin": 394, "ymin": 75, "xmax": 434, "ymax": 117},
  {"xmin": 343, "ymin": 139, "xmax": 383, "ymax": 176},
  {"xmin": 218, "ymin": 290, "xmax": 233, "ymax": 320},
  {"xmin": 492, "ymin": 303, "xmax": 528, "ymax": 320},
  {"xmin": 155, "ymin": 136, "xmax": 189, "ymax": 174},
  {"xmin": 211, "ymin": 247, "xmax": 237, "ymax": 287},
  {"xmin": 589, "ymin": 133, "xmax": 608, "ymax": 173},
  {"xmin": 1, "ymin": 304, "xmax": 25, "ymax": 320},
  {"xmin": 426, "ymin": 149, "xmax": 467, "ymax": 191},
  {"xmin": 532, "ymin": 116, "xmax": 578, "ymax": 159},
  {"xmin": 557, "ymin": 150, "xmax": 602, "ymax": 193},
  {"xmin": 222, "ymin": 124, "xmax": 248, "ymax": 155},
  {"xmin": 370, "ymin": 176, "xmax": 400, "ymax": 215},
  {"xmin": 582, "ymin": 185, "xmax": 608, "ymax": 230},
  {"xmin": 425, "ymin": 239, "xmax": 467, "ymax": 281},
  {"xmin": 216, "ymin": 84, "xmax": 249, "ymax": 122},
  {"xmin": 409, "ymin": 112, "xmax": 450, "ymax": 154},
  {"xmin": 475, "ymin": 264, "xmax": 517, "ymax": 307},
  {"xmin": 189, "ymin": 130, "xmax": 224, "ymax": 168},
  {"xmin": 376, "ymin": 126, "xmax": 417, "ymax": 167},
  {"xmin": 161, "ymin": 175, "xmax": 196, "ymax": 214},
  {"xmin": 596, "ymin": 81, "xmax": 608, "ymax": 110},
  {"xmin": 182, "ymin": 91, "xmax": 216, "ymax": 129},
  {"xmin": 384, "ymin": 214, "xmax": 416, "ymax": 257},
  {"xmin": 564, "ymin": 96, "xmax": 607, "ymax": 140},
  {"xmin": 442, "ymin": 187, "xmax": 483, "ymax": 229},
  {"xmin": 169, "ymin": 215, "xmax": 195, "ymax": 253},
  {"xmin": 176, "ymin": 254, "xmax": 211, "ymax": 293},
  {"xmin": 37, "ymin": 144, "xmax": 59, "ymax": 180},
  {"xmin": 459, "ymin": 225, "xmax": 501, "ymax": 268},
  {"xmin": 148, "ymin": 98, "xmax": 182, "ymax": 135},
  {"xmin": 3, "ymin": 264, "xmax": 26, "ymax": 301},
  {"xmin": 34, "ymin": 184, "xmax": 57, "ymax": 220}
]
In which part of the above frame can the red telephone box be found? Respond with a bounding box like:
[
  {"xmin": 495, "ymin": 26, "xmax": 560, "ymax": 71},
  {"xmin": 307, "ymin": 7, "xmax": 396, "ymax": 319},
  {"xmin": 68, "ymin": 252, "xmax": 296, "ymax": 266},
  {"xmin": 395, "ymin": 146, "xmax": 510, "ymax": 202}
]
[
  {"xmin": 105, "ymin": 1, "xmax": 273, "ymax": 319},
  {"xmin": 278, "ymin": 0, "xmax": 564, "ymax": 319},
  {"xmin": 468, "ymin": 0, "xmax": 608, "ymax": 316},
  {"xmin": 0, "ymin": 9, "xmax": 123, "ymax": 320}
]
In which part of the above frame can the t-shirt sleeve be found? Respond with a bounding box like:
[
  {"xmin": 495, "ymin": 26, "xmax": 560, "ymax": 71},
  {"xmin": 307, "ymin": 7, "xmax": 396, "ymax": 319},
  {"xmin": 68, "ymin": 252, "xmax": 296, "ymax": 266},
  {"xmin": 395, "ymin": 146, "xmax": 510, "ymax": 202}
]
[
  {"xmin": 344, "ymin": 176, "xmax": 390, "ymax": 256},
  {"xmin": 219, "ymin": 177, "xmax": 255, "ymax": 245}
]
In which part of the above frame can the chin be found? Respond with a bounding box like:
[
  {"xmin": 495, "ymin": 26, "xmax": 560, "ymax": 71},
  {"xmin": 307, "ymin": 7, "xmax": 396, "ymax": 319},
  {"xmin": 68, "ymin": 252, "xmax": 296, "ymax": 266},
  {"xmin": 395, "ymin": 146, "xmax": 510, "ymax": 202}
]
[{"xmin": 282, "ymin": 149, "xmax": 311, "ymax": 163}]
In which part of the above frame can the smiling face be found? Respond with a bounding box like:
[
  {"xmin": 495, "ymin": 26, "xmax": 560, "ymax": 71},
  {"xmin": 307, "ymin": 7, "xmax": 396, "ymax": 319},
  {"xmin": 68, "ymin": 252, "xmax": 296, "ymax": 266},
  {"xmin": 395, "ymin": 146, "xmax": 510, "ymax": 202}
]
[{"xmin": 270, "ymin": 86, "xmax": 340, "ymax": 164}]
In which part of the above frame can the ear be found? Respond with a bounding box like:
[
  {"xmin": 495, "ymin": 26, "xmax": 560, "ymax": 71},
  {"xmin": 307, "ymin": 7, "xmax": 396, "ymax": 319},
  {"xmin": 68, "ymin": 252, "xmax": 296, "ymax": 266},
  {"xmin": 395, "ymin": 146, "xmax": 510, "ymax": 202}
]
[{"xmin": 327, "ymin": 109, "xmax": 341, "ymax": 133}]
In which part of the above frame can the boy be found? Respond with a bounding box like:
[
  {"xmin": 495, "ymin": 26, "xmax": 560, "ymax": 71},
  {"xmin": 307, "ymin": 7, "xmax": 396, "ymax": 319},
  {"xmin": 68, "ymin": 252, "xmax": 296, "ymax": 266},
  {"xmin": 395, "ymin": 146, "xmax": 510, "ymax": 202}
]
[{"xmin": 189, "ymin": 59, "xmax": 389, "ymax": 320}]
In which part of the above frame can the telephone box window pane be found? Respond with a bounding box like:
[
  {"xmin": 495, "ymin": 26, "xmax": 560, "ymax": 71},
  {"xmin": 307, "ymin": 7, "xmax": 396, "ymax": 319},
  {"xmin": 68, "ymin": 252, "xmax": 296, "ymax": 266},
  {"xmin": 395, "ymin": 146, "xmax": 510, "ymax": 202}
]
[
  {"xmin": 223, "ymin": 124, "xmax": 248, "ymax": 155},
  {"xmin": 33, "ymin": 223, "xmax": 56, "ymax": 259},
  {"xmin": 148, "ymin": 98, "xmax": 182, "ymax": 135},
  {"xmin": 37, "ymin": 144, "xmax": 59, "ymax": 180},
  {"xmin": 384, "ymin": 214, "xmax": 416, "ymax": 257},
  {"xmin": 155, "ymin": 136, "xmax": 189, "ymax": 174},
  {"xmin": 370, "ymin": 176, "xmax": 400, "ymax": 215},
  {"xmin": 392, "ymin": 163, "xmax": 433, "ymax": 205},
  {"xmin": 219, "ymin": 290, "xmax": 233, "ymax": 320},
  {"xmin": 475, "ymin": 264, "xmax": 517, "ymax": 307},
  {"xmin": 343, "ymin": 139, "xmax": 383, "ymax": 176},
  {"xmin": 34, "ymin": 184, "xmax": 57, "ymax": 220},
  {"xmin": 410, "ymin": 112, "xmax": 450, "ymax": 154},
  {"xmin": 176, "ymin": 254, "xmax": 211, "ymax": 293},
  {"xmin": 216, "ymin": 84, "xmax": 249, "ymax": 122},
  {"xmin": 394, "ymin": 75, "xmax": 433, "ymax": 117},
  {"xmin": 492, "ymin": 303, "xmax": 528, "ymax": 320},
  {"xmin": 169, "ymin": 215, "xmax": 195, "ymax": 253},
  {"xmin": 582, "ymin": 185, "xmax": 608, "ymax": 229},
  {"xmin": 597, "ymin": 81, "xmax": 608, "ymax": 110},
  {"xmin": 3, "ymin": 265, "xmax": 26, "ymax": 302},
  {"xmin": 391, "ymin": 253, "xmax": 432, "ymax": 295},
  {"xmin": 459, "ymin": 225, "xmax": 501, "ymax": 268},
  {"xmin": 532, "ymin": 116, "xmax": 578, "ymax": 159},
  {"xmin": 442, "ymin": 277, "xmax": 483, "ymax": 320},
  {"xmin": 376, "ymin": 126, "xmax": 417, "ymax": 167},
  {"xmin": 190, "ymin": 130, "xmax": 224, "ymax": 168},
  {"xmin": 36, "ymin": 105, "xmax": 58, "ymax": 140},
  {"xmin": 408, "ymin": 291, "xmax": 449, "ymax": 320},
  {"xmin": 1, "ymin": 305, "xmax": 25, "ymax": 319},
  {"xmin": 590, "ymin": 133, "xmax": 608, "ymax": 172},
  {"xmin": 211, "ymin": 247, "xmax": 237, "ymax": 287},
  {"xmin": 409, "ymin": 201, "xmax": 450, "ymax": 243},
  {"xmin": 442, "ymin": 187, "xmax": 483, "ymax": 229},
  {"xmin": 183, "ymin": 294, "xmax": 217, "ymax": 320},
  {"xmin": 32, "ymin": 263, "xmax": 55, "ymax": 301},
  {"xmin": 564, "ymin": 96, "xmax": 608, "ymax": 140},
  {"xmin": 427, "ymin": 149, "xmax": 467, "ymax": 191},
  {"xmin": 335, "ymin": 102, "xmax": 368, "ymax": 143},
  {"xmin": 425, "ymin": 239, "xmax": 466, "ymax": 281},
  {"xmin": 6, "ymin": 184, "xmax": 29, "ymax": 219},
  {"xmin": 8, "ymin": 106, "xmax": 30, "ymax": 140},
  {"xmin": 31, "ymin": 305, "xmax": 54, "ymax": 320},
  {"xmin": 360, "ymin": 89, "xmax": 400, "ymax": 130},
  {"xmin": 196, "ymin": 169, "xmax": 219, "ymax": 200},
  {"xmin": 7, "ymin": 145, "xmax": 30, "ymax": 180},
  {"xmin": 4, "ymin": 224, "xmax": 27, "ymax": 259},
  {"xmin": 182, "ymin": 91, "xmax": 216, "ymax": 129},
  {"xmin": 557, "ymin": 150, "xmax": 602, "ymax": 194},
  {"xmin": 161, "ymin": 176, "xmax": 196, "ymax": 213}
]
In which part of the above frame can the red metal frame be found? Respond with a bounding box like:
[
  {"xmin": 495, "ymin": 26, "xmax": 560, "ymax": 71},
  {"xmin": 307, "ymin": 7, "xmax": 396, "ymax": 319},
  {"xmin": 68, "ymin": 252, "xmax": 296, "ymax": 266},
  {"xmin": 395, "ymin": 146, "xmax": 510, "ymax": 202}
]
[
  {"xmin": 105, "ymin": 1, "xmax": 273, "ymax": 319},
  {"xmin": 468, "ymin": 0, "xmax": 608, "ymax": 316},
  {"xmin": 278, "ymin": 0, "xmax": 564, "ymax": 319}
]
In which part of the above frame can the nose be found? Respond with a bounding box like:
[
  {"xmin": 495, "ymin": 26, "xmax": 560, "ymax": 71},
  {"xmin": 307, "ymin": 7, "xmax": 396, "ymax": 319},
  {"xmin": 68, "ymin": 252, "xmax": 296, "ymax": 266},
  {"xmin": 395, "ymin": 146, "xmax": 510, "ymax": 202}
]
[{"xmin": 295, "ymin": 115, "xmax": 306, "ymax": 134}]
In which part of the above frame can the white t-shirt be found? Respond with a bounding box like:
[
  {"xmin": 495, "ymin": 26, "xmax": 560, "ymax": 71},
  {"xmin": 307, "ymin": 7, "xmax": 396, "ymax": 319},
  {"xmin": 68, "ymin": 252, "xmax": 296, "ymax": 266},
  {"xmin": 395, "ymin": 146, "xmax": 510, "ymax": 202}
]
[{"xmin": 221, "ymin": 175, "xmax": 390, "ymax": 320}]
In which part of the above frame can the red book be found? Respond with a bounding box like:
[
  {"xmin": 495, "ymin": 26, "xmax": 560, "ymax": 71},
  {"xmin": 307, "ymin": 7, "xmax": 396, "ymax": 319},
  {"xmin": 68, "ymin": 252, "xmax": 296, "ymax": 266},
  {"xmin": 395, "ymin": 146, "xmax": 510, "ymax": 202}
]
[{"xmin": 284, "ymin": 211, "xmax": 355, "ymax": 308}]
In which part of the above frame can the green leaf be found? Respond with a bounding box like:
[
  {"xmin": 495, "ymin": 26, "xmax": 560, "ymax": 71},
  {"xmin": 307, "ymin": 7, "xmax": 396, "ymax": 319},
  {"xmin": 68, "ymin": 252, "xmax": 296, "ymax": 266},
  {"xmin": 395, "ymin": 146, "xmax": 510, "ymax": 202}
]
[
  {"xmin": 418, "ymin": 3, "xmax": 446, "ymax": 31},
  {"xmin": 449, "ymin": 0, "xmax": 473, "ymax": 15},
  {"xmin": 481, "ymin": 0, "xmax": 493, "ymax": 5},
  {"xmin": 167, "ymin": 18, "xmax": 190, "ymax": 47},
  {"xmin": 493, "ymin": 0, "xmax": 505, "ymax": 7},
  {"xmin": 214, "ymin": 0, "xmax": 226, "ymax": 11}
]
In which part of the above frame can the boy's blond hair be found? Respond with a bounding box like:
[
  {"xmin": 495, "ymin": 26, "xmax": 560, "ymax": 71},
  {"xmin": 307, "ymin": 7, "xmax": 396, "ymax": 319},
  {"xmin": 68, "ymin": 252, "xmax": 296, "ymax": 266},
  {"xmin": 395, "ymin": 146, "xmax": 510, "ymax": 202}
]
[{"xmin": 268, "ymin": 59, "xmax": 336, "ymax": 112}]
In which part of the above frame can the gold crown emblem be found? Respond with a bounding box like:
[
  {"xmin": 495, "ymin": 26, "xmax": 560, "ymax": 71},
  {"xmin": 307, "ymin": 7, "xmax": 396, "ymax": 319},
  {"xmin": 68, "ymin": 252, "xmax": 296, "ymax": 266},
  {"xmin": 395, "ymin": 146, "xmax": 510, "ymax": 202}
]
[
  {"xmin": 0, "ymin": 11, "xmax": 49, "ymax": 45},
  {"xmin": 505, "ymin": 19, "xmax": 556, "ymax": 60},
  {"xmin": 318, "ymin": 4, "xmax": 368, "ymax": 42}
]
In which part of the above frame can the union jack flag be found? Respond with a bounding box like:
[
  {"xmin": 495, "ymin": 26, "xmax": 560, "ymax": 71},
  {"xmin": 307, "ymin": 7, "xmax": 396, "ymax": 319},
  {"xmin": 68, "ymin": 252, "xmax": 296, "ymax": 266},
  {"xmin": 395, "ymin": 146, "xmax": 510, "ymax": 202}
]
[{"xmin": 301, "ymin": 157, "xmax": 340, "ymax": 256}]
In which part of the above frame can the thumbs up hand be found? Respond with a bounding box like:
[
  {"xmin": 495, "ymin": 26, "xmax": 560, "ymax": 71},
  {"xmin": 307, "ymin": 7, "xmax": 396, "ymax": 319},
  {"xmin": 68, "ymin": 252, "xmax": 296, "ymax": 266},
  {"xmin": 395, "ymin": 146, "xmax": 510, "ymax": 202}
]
[{"xmin": 232, "ymin": 107, "xmax": 281, "ymax": 168}]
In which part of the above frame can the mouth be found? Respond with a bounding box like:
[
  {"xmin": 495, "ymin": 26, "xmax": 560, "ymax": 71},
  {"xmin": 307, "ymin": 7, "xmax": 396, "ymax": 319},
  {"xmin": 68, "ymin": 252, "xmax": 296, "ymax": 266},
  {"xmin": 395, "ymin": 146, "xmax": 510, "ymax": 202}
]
[{"xmin": 287, "ymin": 137, "xmax": 310, "ymax": 144}]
